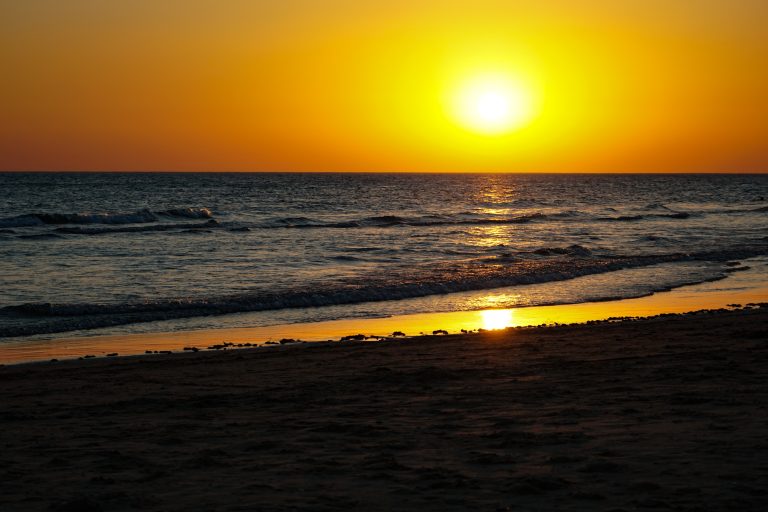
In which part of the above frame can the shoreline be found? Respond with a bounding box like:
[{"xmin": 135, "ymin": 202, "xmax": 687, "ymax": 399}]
[
  {"xmin": 4, "ymin": 304, "xmax": 767, "ymax": 369},
  {"xmin": 1, "ymin": 307, "xmax": 767, "ymax": 510},
  {"xmin": 1, "ymin": 264, "xmax": 767, "ymax": 364}
]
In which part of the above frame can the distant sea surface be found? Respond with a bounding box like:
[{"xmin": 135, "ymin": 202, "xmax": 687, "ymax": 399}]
[{"xmin": 1, "ymin": 173, "xmax": 767, "ymax": 339}]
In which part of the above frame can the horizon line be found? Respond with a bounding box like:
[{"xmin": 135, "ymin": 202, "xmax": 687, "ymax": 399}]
[{"xmin": 2, "ymin": 170, "xmax": 767, "ymax": 175}]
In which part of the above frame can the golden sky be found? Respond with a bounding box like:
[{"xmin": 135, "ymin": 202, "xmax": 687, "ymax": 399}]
[{"xmin": 1, "ymin": 0, "xmax": 767, "ymax": 172}]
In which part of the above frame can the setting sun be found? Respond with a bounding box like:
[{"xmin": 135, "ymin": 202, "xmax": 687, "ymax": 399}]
[{"xmin": 450, "ymin": 74, "xmax": 536, "ymax": 135}]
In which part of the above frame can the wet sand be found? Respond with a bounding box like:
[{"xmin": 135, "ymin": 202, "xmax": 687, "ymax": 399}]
[{"xmin": 1, "ymin": 308, "xmax": 768, "ymax": 511}]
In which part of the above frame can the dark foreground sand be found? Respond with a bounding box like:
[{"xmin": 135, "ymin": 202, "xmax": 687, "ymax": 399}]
[{"xmin": 1, "ymin": 309, "xmax": 767, "ymax": 511}]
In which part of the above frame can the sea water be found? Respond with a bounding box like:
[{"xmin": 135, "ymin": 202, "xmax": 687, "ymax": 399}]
[{"xmin": 1, "ymin": 173, "xmax": 766, "ymax": 339}]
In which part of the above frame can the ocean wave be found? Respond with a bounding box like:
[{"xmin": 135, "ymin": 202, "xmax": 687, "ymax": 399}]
[
  {"xmin": 598, "ymin": 212, "xmax": 690, "ymax": 222},
  {"xmin": 3, "ymin": 203, "xmax": 758, "ymax": 234},
  {"xmin": 479, "ymin": 244, "xmax": 593, "ymax": 262},
  {"xmin": 475, "ymin": 198, "xmax": 551, "ymax": 208},
  {"xmin": 16, "ymin": 233, "xmax": 63, "ymax": 240},
  {"xmin": 363, "ymin": 215, "xmax": 406, "ymax": 226},
  {"xmin": 705, "ymin": 205, "xmax": 768, "ymax": 214},
  {"xmin": 548, "ymin": 210, "xmax": 585, "ymax": 218},
  {"xmin": 158, "ymin": 207, "xmax": 214, "ymax": 219},
  {"xmin": 528, "ymin": 245, "xmax": 593, "ymax": 257},
  {"xmin": 0, "ymin": 210, "xmax": 158, "ymax": 227},
  {"xmin": 666, "ymin": 206, "xmax": 765, "ymax": 217},
  {"xmin": 643, "ymin": 203, "xmax": 673, "ymax": 211},
  {"xmin": 331, "ymin": 255, "xmax": 363, "ymax": 261},
  {"xmin": 256, "ymin": 209, "xmax": 707, "ymax": 229},
  {"xmin": 2, "ymin": 244, "xmax": 766, "ymax": 337},
  {"xmin": 637, "ymin": 235, "xmax": 674, "ymax": 243},
  {"xmin": 0, "ymin": 215, "xmax": 45, "ymax": 228},
  {"xmin": 260, "ymin": 212, "xmax": 548, "ymax": 229},
  {"xmin": 55, "ymin": 220, "xmax": 219, "ymax": 235},
  {"xmin": 0, "ymin": 207, "xmax": 214, "ymax": 228}
]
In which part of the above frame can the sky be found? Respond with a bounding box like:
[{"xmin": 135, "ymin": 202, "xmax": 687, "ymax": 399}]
[{"xmin": 1, "ymin": 0, "xmax": 767, "ymax": 172}]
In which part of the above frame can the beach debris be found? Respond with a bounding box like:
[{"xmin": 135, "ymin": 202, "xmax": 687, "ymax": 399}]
[
  {"xmin": 432, "ymin": 329, "xmax": 448, "ymax": 335},
  {"xmin": 207, "ymin": 342, "xmax": 236, "ymax": 350},
  {"xmin": 391, "ymin": 331, "xmax": 406, "ymax": 337},
  {"xmin": 205, "ymin": 342, "xmax": 235, "ymax": 350}
]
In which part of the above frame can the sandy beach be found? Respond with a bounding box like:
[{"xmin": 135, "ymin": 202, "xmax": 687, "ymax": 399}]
[{"xmin": 1, "ymin": 307, "xmax": 767, "ymax": 511}]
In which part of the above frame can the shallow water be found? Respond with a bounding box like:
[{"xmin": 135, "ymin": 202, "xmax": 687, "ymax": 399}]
[
  {"xmin": 1, "ymin": 173, "xmax": 766, "ymax": 338},
  {"xmin": 2, "ymin": 259, "xmax": 766, "ymax": 364}
]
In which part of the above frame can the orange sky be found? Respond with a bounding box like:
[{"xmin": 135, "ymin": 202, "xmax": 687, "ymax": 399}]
[{"xmin": 1, "ymin": 0, "xmax": 767, "ymax": 172}]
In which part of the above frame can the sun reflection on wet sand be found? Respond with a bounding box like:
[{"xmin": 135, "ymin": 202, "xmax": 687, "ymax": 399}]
[{"xmin": 481, "ymin": 309, "xmax": 513, "ymax": 330}]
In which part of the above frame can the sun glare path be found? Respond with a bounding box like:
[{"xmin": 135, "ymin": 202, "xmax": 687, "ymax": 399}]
[{"xmin": 481, "ymin": 309, "xmax": 514, "ymax": 330}]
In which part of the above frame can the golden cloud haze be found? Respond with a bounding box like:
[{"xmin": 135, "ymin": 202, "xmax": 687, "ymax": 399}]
[{"xmin": 1, "ymin": 0, "xmax": 767, "ymax": 172}]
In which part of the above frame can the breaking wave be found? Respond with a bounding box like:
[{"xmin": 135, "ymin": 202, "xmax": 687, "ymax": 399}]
[
  {"xmin": 3, "ymin": 204, "xmax": 762, "ymax": 236},
  {"xmin": 0, "ymin": 207, "xmax": 213, "ymax": 228},
  {"xmin": 55, "ymin": 220, "xmax": 219, "ymax": 235},
  {"xmin": 2, "ymin": 244, "xmax": 765, "ymax": 337},
  {"xmin": 598, "ymin": 212, "xmax": 691, "ymax": 222},
  {"xmin": 260, "ymin": 212, "xmax": 549, "ymax": 229}
]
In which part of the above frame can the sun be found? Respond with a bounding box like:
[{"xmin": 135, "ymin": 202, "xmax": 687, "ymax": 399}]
[{"xmin": 450, "ymin": 73, "xmax": 536, "ymax": 135}]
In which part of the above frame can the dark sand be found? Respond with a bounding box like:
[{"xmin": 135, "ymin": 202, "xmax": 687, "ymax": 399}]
[{"xmin": 1, "ymin": 309, "xmax": 767, "ymax": 511}]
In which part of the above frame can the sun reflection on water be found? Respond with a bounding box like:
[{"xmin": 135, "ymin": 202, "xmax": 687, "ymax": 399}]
[{"xmin": 467, "ymin": 224, "xmax": 514, "ymax": 247}]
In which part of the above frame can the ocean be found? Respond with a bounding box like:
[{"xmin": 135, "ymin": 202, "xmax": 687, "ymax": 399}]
[{"xmin": 1, "ymin": 172, "xmax": 767, "ymax": 340}]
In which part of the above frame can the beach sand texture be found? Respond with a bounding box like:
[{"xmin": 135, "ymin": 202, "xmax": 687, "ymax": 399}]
[{"xmin": 1, "ymin": 308, "xmax": 767, "ymax": 511}]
